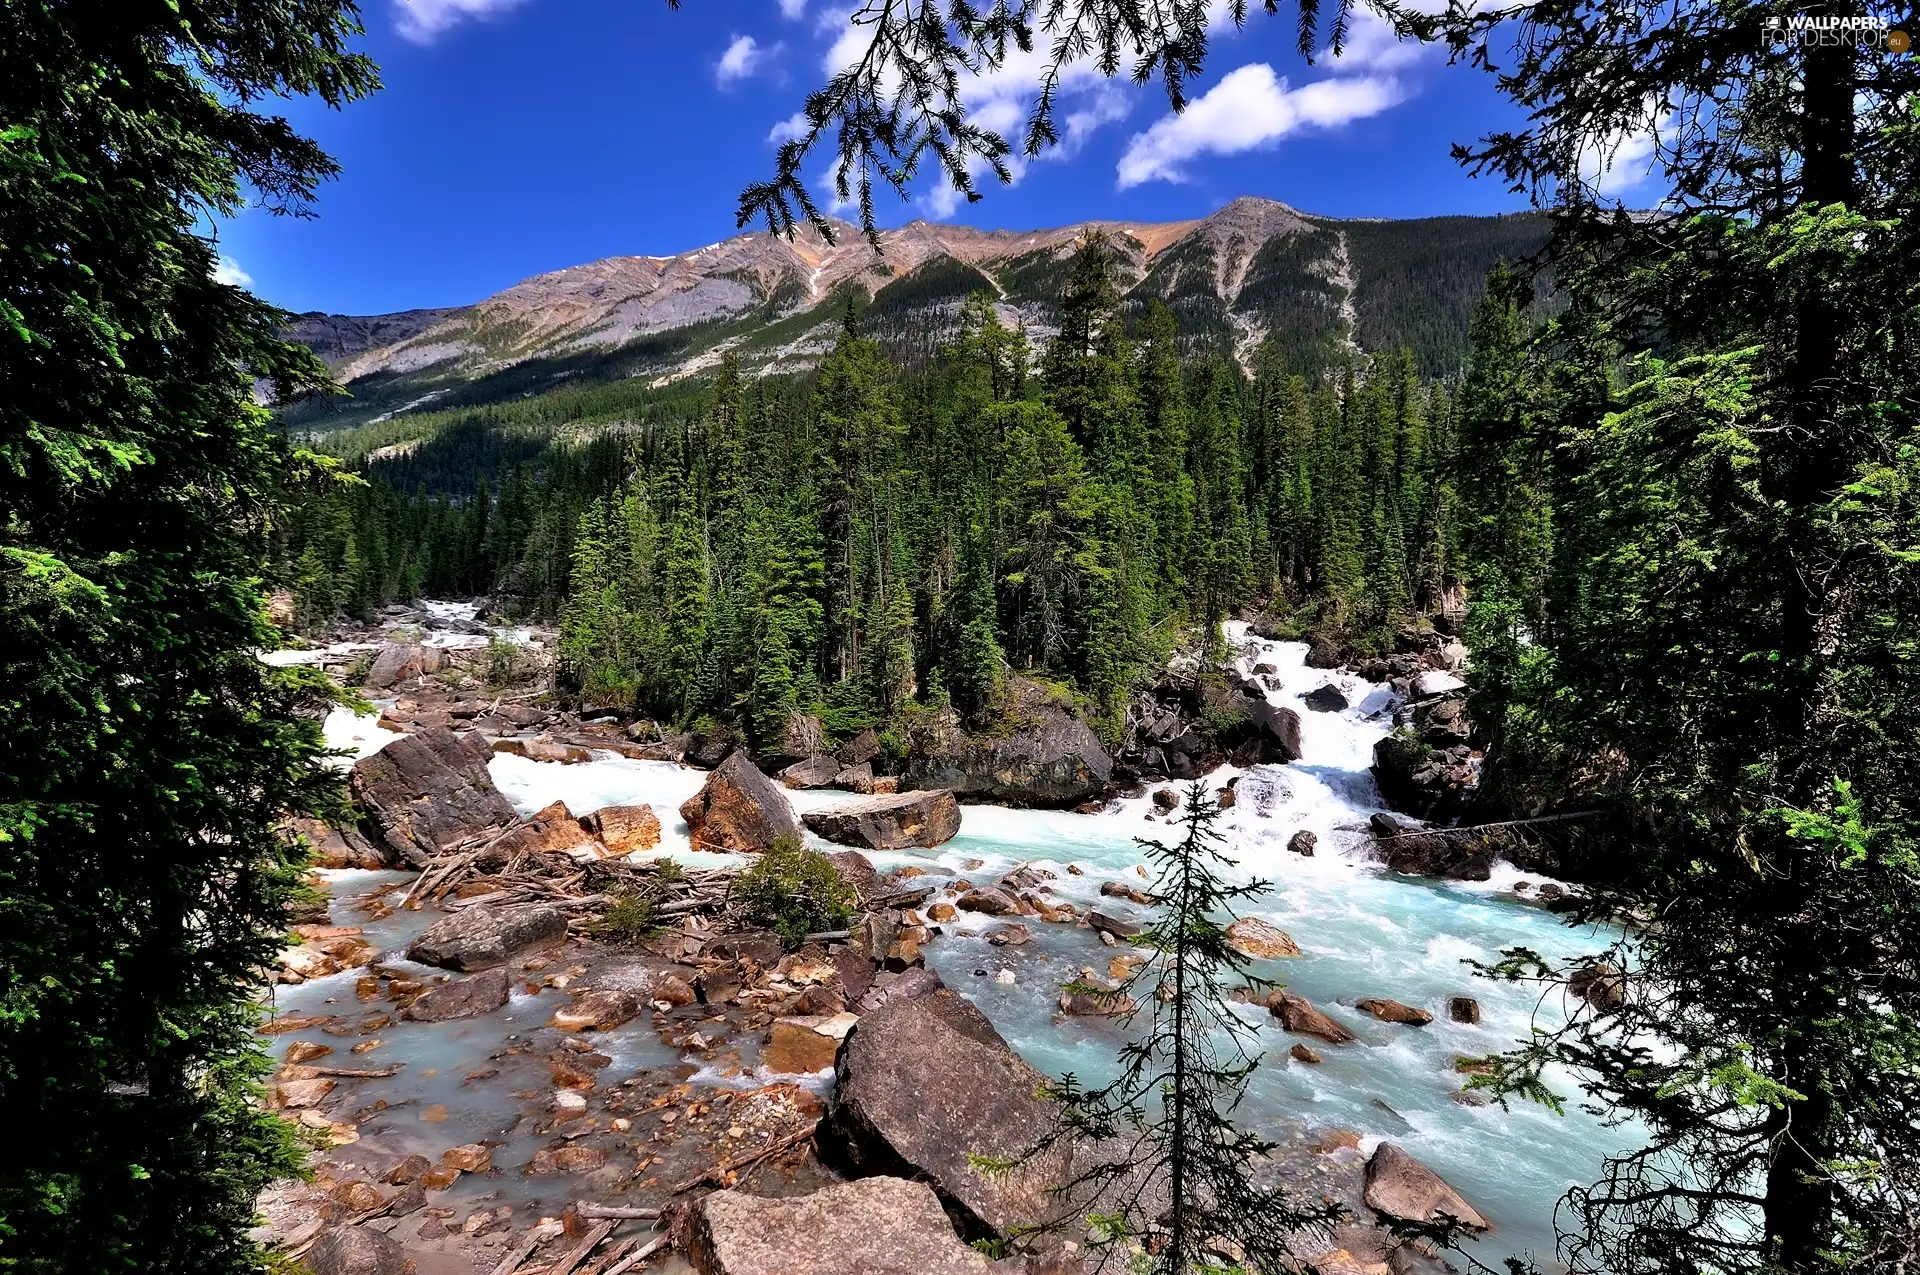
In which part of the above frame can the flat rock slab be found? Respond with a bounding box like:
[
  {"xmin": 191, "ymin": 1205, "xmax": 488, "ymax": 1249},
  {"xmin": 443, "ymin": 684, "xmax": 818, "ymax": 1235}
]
[
  {"xmin": 406, "ymin": 903, "xmax": 567, "ymax": 971},
  {"xmin": 350, "ymin": 727, "xmax": 518, "ymax": 864},
  {"xmin": 802, "ymin": 790, "xmax": 962, "ymax": 850},
  {"xmin": 1225, "ymin": 916, "xmax": 1301, "ymax": 959},
  {"xmin": 403, "ymin": 967, "xmax": 510, "ymax": 1021},
  {"xmin": 1364, "ymin": 1142, "xmax": 1490, "ymax": 1232},
  {"xmin": 687, "ymin": 1177, "xmax": 992, "ymax": 1275},
  {"xmin": 679, "ymin": 751, "xmax": 801, "ymax": 853},
  {"xmin": 1268, "ymin": 989, "xmax": 1357, "ymax": 1044}
]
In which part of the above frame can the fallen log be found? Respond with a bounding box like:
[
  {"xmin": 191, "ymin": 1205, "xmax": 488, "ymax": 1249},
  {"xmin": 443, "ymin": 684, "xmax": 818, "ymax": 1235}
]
[
  {"xmin": 601, "ymin": 1235, "xmax": 669, "ymax": 1275},
  {"xmin": 1373, "ymin": 810, "xmax": 1604, "ymax": 841},
  {"xmin": 575, "ymin": 1204, "xmax": 663, "ymax": 1221},
  {"xmin": 547, "ymin": 1220, "xmax": 615, "ymax": 1275}
]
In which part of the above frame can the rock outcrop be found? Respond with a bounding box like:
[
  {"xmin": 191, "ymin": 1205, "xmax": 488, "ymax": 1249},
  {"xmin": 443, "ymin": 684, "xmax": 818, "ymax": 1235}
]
[
  {"xmin": 307, "ymin": 1225, "xmax": 411, "ymax": 1275},
  {"xmin": 588, "ymin": 803, "xmax": 661, "ymax": 853},
  {"xmin": 686, "ymin": 1178, "xmax": 992, "ymax": 1275},
  {"xmin": 1371, "ymin": 733, "xmax": 1476, "ymax": 824},
  {"xmin": 819, "ymin": 988, "xmax": 1082, "ymax": 1244},
  {"xmin": 803, "ymin": 790, "xmax": 961, "ymax": 850},
  {"xmin": 1120, "ymin": 668, "xmax": 1303, "ymax": 778},
  {"xmin": 1304, "ymin": 684, "xmax": 1350, "ymax": 712},
  {"xmin": 350, "ymin": 727, "xmax": 519, "ymax": 864},
  {"xmin": 287, "ymin": 816, "xmax": 392, "ymax": 869},
  {"xmin": 1363, "ymin": 1142, "xmax": 1490, "ymax": 1232},
  {"xmin": 403, "ymin": 967, "xmax": 510, "ymax": 1021},
  {"xmin": 364, "ymin": 643, "xmax": 449, "ymax": 690},
  {"xmin": 406, "ymin": 903, "xmax": 568, "ymax": 971},
  {"xmin": 779, "ymin": 755, "xmax": 840, "ymax": 789},
  {"xmin": 903, "ymin": 682, "xmax": 1111, "ymax": 808},
  {"xmin": 679, "ymin": 751, "xmax": 802, "ymax": 852}
]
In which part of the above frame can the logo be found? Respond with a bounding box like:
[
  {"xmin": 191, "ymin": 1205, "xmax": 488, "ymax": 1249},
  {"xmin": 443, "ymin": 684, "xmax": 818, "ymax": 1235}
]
[{"xmin": 1766, "ymin": 13, "xmax": 1910, "ymax": 50}]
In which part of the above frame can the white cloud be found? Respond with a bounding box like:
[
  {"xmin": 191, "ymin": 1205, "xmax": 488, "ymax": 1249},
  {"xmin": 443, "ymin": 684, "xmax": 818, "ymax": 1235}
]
[
  {"xmin": 1323, "ymin": 8, "xmax": 1428, "ymax": 72},
  {"xmin": 212, "ymin": 255, "xmax": 253, "ymax": 288},
  {"xmin": 392, "ymin": 0, "xmax": 529, "ymax": 44},
  {"xmin": 1578, "ymin": 112, "xmax": 1665, "ymax": 198},
  {"xmin": 1117, "ymin": 63, "xmax": 1404, "ymax": 188},
  {"xmin": 768, "ymin": 111, "xmax": 811, "ymax": 145},
  {"xmin": 717, "ymin": 35, "xmax": 780, "ymax": 87},
  {"xmin": 777, "ymin": 0, "xmax": 807, "ymax": 18}
]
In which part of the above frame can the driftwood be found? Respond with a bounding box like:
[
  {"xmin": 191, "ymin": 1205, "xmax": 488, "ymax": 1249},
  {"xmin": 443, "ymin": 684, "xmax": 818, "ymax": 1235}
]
[
  {"xmin": 1374, "ymin": 810, "xmax": 1605, "ymax": 842},
  {"xmin": 671, "ymin": 1120, "xmax": 819, "ymax": 1194},
  {"xmin": 301, "ymin": 1064, "xmax": 401, "ymax": 1079},
  {"xmin": 575, "ymin": 1204, "xmax": 663, "ymax": 1221},
  {"xmin": 486, "ymin": 1226, "xmax": 554, "ymax": 1275},
  {"xmin": 547, "ymin": 1220, "xmax": 615, "ymax": 1275},
  {"xmin": 601, "ymin": 1236, "xmax": 669, "ymax": 1275}
]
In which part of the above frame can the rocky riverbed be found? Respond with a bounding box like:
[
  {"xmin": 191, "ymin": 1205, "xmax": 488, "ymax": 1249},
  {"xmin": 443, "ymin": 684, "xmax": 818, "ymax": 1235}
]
[{"xmin": 254, "ymin": 605, "xmax": 1633, "ymax": 1275}]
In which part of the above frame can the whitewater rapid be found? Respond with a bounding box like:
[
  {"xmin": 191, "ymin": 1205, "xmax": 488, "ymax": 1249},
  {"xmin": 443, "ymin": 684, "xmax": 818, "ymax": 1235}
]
[{"xmin": 319, "ymin": 621, "xmax": 1632, "ymax": 1268}]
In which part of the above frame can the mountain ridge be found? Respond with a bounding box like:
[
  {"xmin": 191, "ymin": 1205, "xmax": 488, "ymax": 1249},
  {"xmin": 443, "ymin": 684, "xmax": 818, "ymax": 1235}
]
[{"xmin": 285, "ymin": 197, "xmax": 1547, "ymax": 433}]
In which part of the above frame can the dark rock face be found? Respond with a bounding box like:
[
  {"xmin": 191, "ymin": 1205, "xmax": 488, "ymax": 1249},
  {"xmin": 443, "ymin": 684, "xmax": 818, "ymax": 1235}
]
[
  {"xmin": 1414, "ymin": 695, "xmax": 1471, "ymax": 746},
  {"xmin": 1121, "ymin": 670, "xmax": 1301, "ymax": 777},
  {"xmin": 686, "ymin": 724, "xmax": 742, "ymax": 769},
  {"xmin": 1243, "ymin": 701, "xmax": 1304, "ymax": 763},
  {"xmin": 1373, "ymin": 823, "xmax": 1496, "ymax": 882},
  {"xmin": 819, "ymin": 989, "xmax": 1082, "ymax": 1244},
  {"xmin": 679, "ymin": 751, "xmax": 802, "ymax": 852},
  {"xmin": 307, "ymin": 1225, "xmax": 410, "ymax": 1275},
  {"xmin": 687, "ymin": 1178, "xmax": 992, "ymax": 1275},
  {"xmin": 350, "ymin": 727, "xmax": 518, "ymax": 865},
  {"xmin": 1304, "ymin": 684, "xmax": 1350, "ymax": 713},
  {"xmin": 803, "ymin": 790, "xmax": 962, "ymax": 850},
  {"xmin": 1448, "ymin": 996, "xmax": 1481, "ymax": 1024},
  {"xmin": 904, "ymin": 688, "xmax": 1112, "ymax": 808},
  {"xmin": 1371, "ymin": 733, "xmax": 1476, "ymax": 823},
  {"xmin": 403, "ymin": 967, "xmax": 510, "ymax": 1021},
  {"xmin": 762, "ymin": 712, "xmax": 827, "ymax": 768},
  {"xmin": 288, "ymin": 816, "xmax": 393, "ymax": 869},
  {"xmin": 406, "ymin": 903, "xmax": 568, "ymax": 971},
  {"xmin": 1287, "ymin": 829, "xmax": 1318, "ymax": 857},
  {"xmin": 837, "ymin": 727, "xmax": 883, "ymax": 767},
  {"xmin": 364, "ymin": 643, "xmax": 449, "ymax": 690},
  {"xmin": 778, "ymin": 755, "xmax": 840, "ymax": 789},
  {"xmin": 1363, "ymin": 1143, "xmax": 1490, "ymax": 1232}
]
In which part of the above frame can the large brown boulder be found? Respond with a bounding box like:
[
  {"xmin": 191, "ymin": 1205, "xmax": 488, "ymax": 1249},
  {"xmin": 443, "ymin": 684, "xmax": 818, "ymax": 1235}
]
[
  {"xmin": 819, "ymin": 988, "xmax": 1082, "ymax": 1244},
  {"xmin": 493, "ymin": 799, "xmax": 599, "ymax": 857},
  {"xmin": 403, "ymin": 967, "xmax": 510, "ymax": 1021},
  {"xmin": 1224, "ymin": 917, "xmax": 1302, "ymax": 959},
  {"xmin": 588, "ymin": 803, "xmax": 661, "ymax": 853},
  {"xmin": 287, "ymin": 816, "xmax": 393, "ymax": 869},
  {"xmin": 307, "ymin": 1224, "xmax": 410, "ymax": 1275},
  {"xmin": 364, "ymin": 643, "xmax": 449, "ymax": 690},
  {"xmin": 1267, "ymin": 989, "xmax": 1357, "ymax": 1044},
  {"xmin": 350, "ymin": 727, "xmax": 518, "ymax": 865},
  {"xmin": 1363, "ymin": 1142, "xmax": 1490, "ymax": 1232},
  {"xmin": 686, "ymin": 1178, "xmax": 992, "ymax": 1275},
  {"xmin": 779, "ymin": 755, "xmax": 840, "ymax": 789},
  {"xmin": 803, "ymin": 790, "xmax": 961, "ymax": 850},
  {"xmin": 837, "ymin": 727, "xmax": 882, "ymax": 768},
  {"xmin": 904, "ymin": 688, "xmax": 1111, "ymax": 808},
  {"xmin": 406, "ymin": 903, "xmax": 567, "ymax": 971},
  {"xmin": 679, "ymin": 752, "xmax": 801, "ymax": 853}
]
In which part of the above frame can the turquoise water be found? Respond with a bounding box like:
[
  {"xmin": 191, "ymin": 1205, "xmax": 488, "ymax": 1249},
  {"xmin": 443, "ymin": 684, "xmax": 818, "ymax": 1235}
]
[{"xmin": 322, "ymin": 623, "xmax": 1635, "ymax": 1267}]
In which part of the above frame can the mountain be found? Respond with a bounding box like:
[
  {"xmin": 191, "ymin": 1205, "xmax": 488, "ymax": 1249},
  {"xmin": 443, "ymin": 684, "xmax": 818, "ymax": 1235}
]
[{"xmin": 283, "ymin": 197, "xmax": 1547, "ymax": 434}]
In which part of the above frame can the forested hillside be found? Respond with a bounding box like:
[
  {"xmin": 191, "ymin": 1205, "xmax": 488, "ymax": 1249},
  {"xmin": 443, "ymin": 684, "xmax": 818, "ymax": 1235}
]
[{"xmin": 280, "ymin": 233, "xmax": 1485, "ymax": 749}]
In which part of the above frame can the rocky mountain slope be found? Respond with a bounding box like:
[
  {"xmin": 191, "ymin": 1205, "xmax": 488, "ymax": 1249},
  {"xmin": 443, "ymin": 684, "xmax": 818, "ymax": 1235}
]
[{"xmin": 288, "ymin": 198, "xmax": 1545, "ymax": 429}]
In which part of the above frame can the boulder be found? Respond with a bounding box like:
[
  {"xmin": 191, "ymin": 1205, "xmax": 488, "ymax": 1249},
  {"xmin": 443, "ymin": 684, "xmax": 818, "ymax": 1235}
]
[
  {"xmin": 1304, "ymin": 684, "xmax": 1350, "ymax": 713},
  {"xmin": 1289, "ymin": 1044, "xmax": 1322, "ymax": 1065},
  {"xmin": 1356, "ymin": 997, "xmax": 1434, "ymax": 1026},
  {"xmin": 957, "ymin": 887, "xmax": 1018, "ymax": 915},
  {"xmin": 407, "ymin": 903, "xmax": 567, "ymax": 971},
  {"xmin": 287, "ymin": 817, "xmax": 392, "ymax": 869},
  {"xmin": 549, "ymin": 988, "xmax": 639, "ymax": 1032},
  {"xmin": 350, "ymin": 727, "xmax": 519, "ymax": 865},
  {"xmin": 440, "ymin": 1144, "xmax": 491, "ymax": 1173},
  {"xmin": 364, "ymin": 643, "xmax": 449, "ymax": 690},
  {"xmin": 494, "ymin": 800, "xmax": 599, "ymax": 858},
  {"xmin": 1363, "ymin": 1143, "xmax": 1490, "ymax": 1232},
  {"xmin": 1371, "ymin": 735, "xmax": 1476, "ymax": 825},
  {"xmin": 686, "ymin": 1177, "xmax": 992, "ymax": 1275},
  {"xmin": 491, "ymin": 737, "xmax": 591, "ymax": 764},
  {"xmin": 1415, "ymin": 696, "xmax": 1472, "ymax": 747},
  {"xmin": 837, "ymin": 727, "xmax": 883, "ymax": 767},
  {"xmin": 1224, "ymin": 917, "xmax": 1302, "ymax": 959},
  {"xmin": 679, "ymin": 751, "xmax": 802, "ymax": 853},
  {"xmin": 1268, "ymin": 990, "xmax": 1356, "ymax": 1044},
  {"xmin": 761, "ymin": 1013, "xmax": 857, "ymax": 1074},
  {"xmin": 832, "ymin": 762, "xmax": 877, "ymax": 794},
  {"xmin": 1287, "ymin": 830, "xmax": 1318, "ymax": 856},
  {"xmin": 1243, "ymin": 701, "xmax": 1304, "ymax": 763},
  {"xmin": 1570, "ymin": 963, "xmax": 1626, "ymax": 1011},
  {"xmin": 1151, "ymin": 788, "xmax": 1180, "ymax": 811},
  {"xmin": 403, "ymin": 967, "xmax": 510, "ymax": 1021},
  {"xmin": 903, "ymin": 689, "xmax": 1111, "ymax": 808},
  {"xmin": 803, "ymin": 790, "xmax": 961, "ymax": 851},
  {"xmin": 308, "ymin": 1225, "xmax": 410, "ymax": 1275},
  {"xmin": 1448, "ymin": 996, "xmax": 1481, "ymax": 1024},
  {"xmin": 1376, "ymin": 828, "xmax": 1495, "ymax": 882},
  {"xmin": 589, "ymin": 804, "xmax": 661, "ymax": 854},
  {"xmin": 1411, "ymin": 670, "xmax": 1468, "ymax": 699},
  {"xmin": 779, "ymin": 755, "xmax": 841, "ymax": 789},
  {"xmin": 686, "ymin": 724, "xmax": 743, "ymax": 769},
  {"xmin": 819, "ymin": 989, "xmax": 1083, "ymax": 1243}
]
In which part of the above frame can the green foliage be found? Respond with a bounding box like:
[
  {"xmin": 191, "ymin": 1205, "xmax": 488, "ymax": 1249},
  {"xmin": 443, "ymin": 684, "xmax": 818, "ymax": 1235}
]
[
  {"xmin": 587, "ymin": 893, "xmax": 659, "ymax": 945},
  {"xmin": 730, "ymin": 835, "xmax": 856, "ymax": 948},
  {"xmin": 483, "ymin": 634, "xmax": 529, "ymax": 688},
  {"xmin": 0, "ymin": 3, "xmax": 376, "ymax": 1270}
]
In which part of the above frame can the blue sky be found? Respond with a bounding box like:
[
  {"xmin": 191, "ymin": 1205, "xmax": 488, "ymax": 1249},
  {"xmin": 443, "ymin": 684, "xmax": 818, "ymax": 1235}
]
[{"xmin": 215, "ymin": 0, "xmax": 1549, "ymax": 316}]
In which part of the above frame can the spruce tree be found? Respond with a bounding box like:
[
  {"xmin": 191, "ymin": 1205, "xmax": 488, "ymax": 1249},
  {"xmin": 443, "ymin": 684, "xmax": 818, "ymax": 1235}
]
[{"xmin": 0, "ymin": 4, "xmax": 376, "ymax": 1270}]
